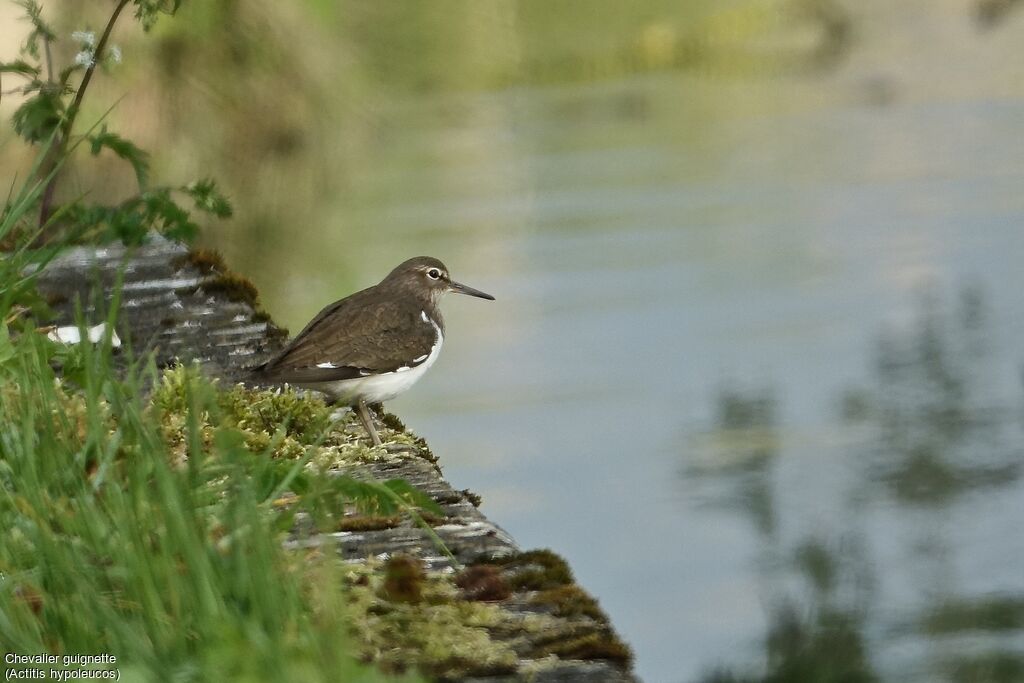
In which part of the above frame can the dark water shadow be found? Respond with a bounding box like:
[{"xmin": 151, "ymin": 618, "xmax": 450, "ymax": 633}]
[
  {"xmin": 683, "ymin": 284, "xmax": 1024, "ymax": 682},
  {"xmin": 697, "ymin": 537, "xmax": 878, "ymax": 683},
  {"xmin": 682, "ymin": 383, "xmax": 781, "ymax": 539},
  {"xmin": 842, "ymin": 286, "xmax": 1023, "ymax": 506}
]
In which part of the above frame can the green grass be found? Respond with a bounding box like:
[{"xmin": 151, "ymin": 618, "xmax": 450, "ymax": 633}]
[
  {"xmin": 0, "ymin": 323, "xmax": 423, "ymax": 682},
  {"xmin": 0, "ymin": 170, "xmax": 422, "ymax": 681}
]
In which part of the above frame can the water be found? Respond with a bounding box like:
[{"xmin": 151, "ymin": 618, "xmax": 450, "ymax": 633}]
[
  {"xmin": 231, "ymin": 74, "xmax": 1024, "ymax": 681},
  {"xmin": 201, "ymin": 15, "xmax": 1024, "ymax": 683}
]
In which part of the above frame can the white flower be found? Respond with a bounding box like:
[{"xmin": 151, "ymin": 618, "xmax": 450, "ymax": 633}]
[
  {"xmin": 71, "ymin": 30, "xmax": 96, "ymax": 47},
  {"xmin": 108, "ymin": 45, "xmax": 122, "ymax": 64},
  {"xmin": 74, "ymin": 50, "xmax": 95, "ymax": 68}
]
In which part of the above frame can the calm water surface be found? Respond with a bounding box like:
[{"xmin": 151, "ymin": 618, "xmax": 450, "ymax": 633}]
[{"xmin": 230, "ymin": 71, "xmax": 1024, "ymax": 682}]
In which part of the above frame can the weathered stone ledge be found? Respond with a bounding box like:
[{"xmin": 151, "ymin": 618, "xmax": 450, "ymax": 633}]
[{"xmin": 34, "ymin": 236, "xmax": 638, "ymax": 683}]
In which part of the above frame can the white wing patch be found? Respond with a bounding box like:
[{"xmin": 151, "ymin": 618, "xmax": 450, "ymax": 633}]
[{"xmin": 316, "ymin": 361, "xmax": 338, "ymax": 369}]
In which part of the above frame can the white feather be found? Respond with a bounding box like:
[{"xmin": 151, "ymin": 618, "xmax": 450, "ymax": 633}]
[{"xmin": 309, "ymin": 316, "xmax": 443, "ymax": 404}]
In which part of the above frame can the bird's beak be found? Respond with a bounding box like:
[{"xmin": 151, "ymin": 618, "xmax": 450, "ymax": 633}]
[{"xmin": 448, "ymin": 280, "xmax": 495, "ymax": 300}]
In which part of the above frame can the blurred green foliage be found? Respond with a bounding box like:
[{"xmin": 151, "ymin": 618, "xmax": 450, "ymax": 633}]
[{"xmin": 2, "ymin": 0, "xmax": 231, "ymax": 245}]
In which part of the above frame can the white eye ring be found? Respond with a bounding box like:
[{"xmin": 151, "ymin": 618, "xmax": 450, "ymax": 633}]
[{"xmin": 427, "ymin": 268, "xmax": 442, "ymax": 280}]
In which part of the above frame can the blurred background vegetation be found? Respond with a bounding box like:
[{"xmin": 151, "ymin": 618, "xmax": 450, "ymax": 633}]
[{"xmin": 1, "ymin": 0, "xmax": 859, "ymax": 320}]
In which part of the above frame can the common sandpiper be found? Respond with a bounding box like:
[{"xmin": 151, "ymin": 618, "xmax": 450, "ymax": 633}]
[{"xmin": 252, "ymin": 257, "xmax": 494, "ymax": 445}]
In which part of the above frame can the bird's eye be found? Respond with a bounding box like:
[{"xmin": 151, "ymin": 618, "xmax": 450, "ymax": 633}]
[{"xmin": 427, "ymin": 268, "xmax": 441, "ymax": 280}]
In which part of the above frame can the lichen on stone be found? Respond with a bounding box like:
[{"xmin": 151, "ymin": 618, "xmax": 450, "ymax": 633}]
[{"xmin": 343, "ymin": 557, "xmax": 520, "ymax": 678}]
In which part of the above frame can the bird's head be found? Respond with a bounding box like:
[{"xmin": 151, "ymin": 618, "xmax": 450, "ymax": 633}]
[{"xmin": 386, "ymin": 256, "xmax": 495, "ymax": 304}]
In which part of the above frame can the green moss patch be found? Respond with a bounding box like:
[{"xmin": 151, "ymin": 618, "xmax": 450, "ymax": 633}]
[
  {"xmin": 459, "ymin": 488, "xmax": 483, "ymax": 507},
  {"xmin": 535, "ymin": 632, "xmax": 633, "ymax": 664},
  {"xmin": 531, "ymin": 584, "xmax": 608, "ymax": 622},
  {"xmin": 455, "ymin": 565, "xmax": 512, "ymax": 602},
  {"xmin": 380, "ymin": 555, "xmax": 427, "ymax": 604},
  {"xmin": 152, "ymin": 364, "xmax": 416, "ymax": 467},
  {"xmin": 172, "ymin": 249, "xmax": 288, "ymax": 337},
  {"xmin": 345, "ymin": 560, "xmax": 520, "ymax": 679},
  {"xmin": 338, "ymin": 514, "xmax": 404, "ymax": 532},
  {"xmin": 197, "ymin": 272, "xmax": 261, "ymax": 307},
  {"xmin": 488, "ymin": 549, "xmax": 574, "ymax": 591},
  {"xmin": 174, "ymin": 247, "xmax": 228, "ymax": 275}
]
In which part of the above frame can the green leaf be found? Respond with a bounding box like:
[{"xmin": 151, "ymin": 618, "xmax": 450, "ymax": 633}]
[
  {"xmin": 15, "ymin": 1, "xmax": 56, "ymax": 59},
  {"xmin": 142, "ymin": 188, "xmax": 198, "ymax": 241},
  {"xmin": 88, "ymin": 125, "xmax": 151, "ymax": 189},
  {"xmin": 0, "ymin": 60, "xmax": 39, "ymax": 77},
  {"xmin": 132, "ymin": 0, "xmax": 184, "ymax": 31},
  {"xmin": 331, "ymin": 477, "xmax": 403, "ymax": 516},
  {"xmin": 383, "ymin": 479, "xmax": 445, "ymax": 516},
  {"xmin": 184, "ymin": 179, "xmax": 233, "ymax": 219},
  {"xmin": 0, "ymin": 324, "xmax": 16, "ymax": 372},
  {"xmin": 12, "ymin": 91, "xmax": 64, "ymax": 142}
]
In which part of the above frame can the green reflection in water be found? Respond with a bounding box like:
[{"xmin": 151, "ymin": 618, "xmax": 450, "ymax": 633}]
[
  {"xmin": 689, "ymin": 288, "xmax": 1024, "ymax": 682},
  {"xmin": 845, "ymin": 287, "xmax": 1022, "ymax": 505},
  {"xmin": 686, "ymin": 384, "xmax": 780, "ymax": 538},
  {"xmin": 699, "ymin": 538, "xmax": 877, "ymax": 683}
]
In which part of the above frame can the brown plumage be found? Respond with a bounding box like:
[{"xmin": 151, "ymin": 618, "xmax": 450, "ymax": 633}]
[
  {"xmin": 251, "ymin": 256, "xmax": 494, "ymax": 445},
  {"xmin": 256, "ymin": 292, "xmax": 441, "ymax": 384}
]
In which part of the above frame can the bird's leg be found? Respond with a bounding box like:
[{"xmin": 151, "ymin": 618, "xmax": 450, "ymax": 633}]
[{"xmin": 355, "ymin": 398, "xmax": 382, "ymax": 446}]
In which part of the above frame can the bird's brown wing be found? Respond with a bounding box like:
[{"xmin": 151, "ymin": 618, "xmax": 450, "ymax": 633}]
[{"xmin": 255, "ymin": 292, "xmax": 438, "ymax": 383}]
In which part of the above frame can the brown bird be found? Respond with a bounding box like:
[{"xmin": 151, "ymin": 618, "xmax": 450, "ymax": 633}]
[{"xmin": 252, "ymin": 256, "xmax": 494, "ymax": 445}]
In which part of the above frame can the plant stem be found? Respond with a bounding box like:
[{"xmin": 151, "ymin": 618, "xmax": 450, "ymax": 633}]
[
  {"xmin": 38, "ymin": 0, "xmax": 132, "ymax": 228},
  {"xmin": 44, "ymin": 36, "xmax": 55, "ymax": 84}
]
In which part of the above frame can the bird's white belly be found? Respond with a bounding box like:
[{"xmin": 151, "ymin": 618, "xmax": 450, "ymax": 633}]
[{"xmin": 312, "ymin": 330, "xmax": 442, "ymax": 405}]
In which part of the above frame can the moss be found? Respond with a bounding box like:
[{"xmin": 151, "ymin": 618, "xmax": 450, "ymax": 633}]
[
  {"xmin": 432, "ymin": 490, "xmax": 468, "ymax": 506},
  {"xmin": 199, "ymin": 272, "xmax": 261, "ymax": 307},
  {"xmin": 267, "ymin": 326, "xmax": 289, "ymax": 341},
  {"xmin": 218, "ymin": 381, "xmax": 334, "ymax": 444},
  {"xmin": 379, "ymin": 411, "xmax": 407, "ymax": 433},
  {"xmin": 345, "ymin": 561, "xmax": 520, "ymax": 678},
  {"xmin": 337, "ymin": 515, "xmax": 403, "ymax": 532},
  {"xmin": 534, "ymin": 632, "xmax": 633, "ymax": 664},
  {"xmin": 173, "ymin": 248, "xmax": 263, "ymax": 314},
  {"xmin": 455, "ymin": 565, "xmax": 511, "ymax": 602},
  {"xmin": 174, "ymin": 250, "xmax": 290, "ymax": 341},
  {"xmin": 531, "ymin": 584, "xmax": 608, "ymax": 622},
  {"xmin": 251, "ymin": 309, "xmax": 273, "ymax": 323},
  {"xmin": 489, "ymin": 549, "xmax": 574, "ymax": 591},
  {"xmin": 380, "ymin": 554, "xmax": 426, "ymax": 604},
  {"xmin": 150, "ymin": 362, "xmax": 217, "ymax": 416},
  {"xmin": 379, "ymin": 408, "xmax": 438, "ymax": 464},
  {"xmin": 174, "ymin": 247, "xmax": 228, "ymax": 275},
  {"xmin": 249, "ymin": 309, "xmax": 289, "ymax": 340},
  {"xmin": 459, "ymin": 488, "xmax": 483, "ymax": 507},
  {"xmin": 151, "ymin": 365, "xmax": 387, "ymax": 466},
  {"xmin": 147, "ymin": 368, "xmax": 605, "ymax": 678}
]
